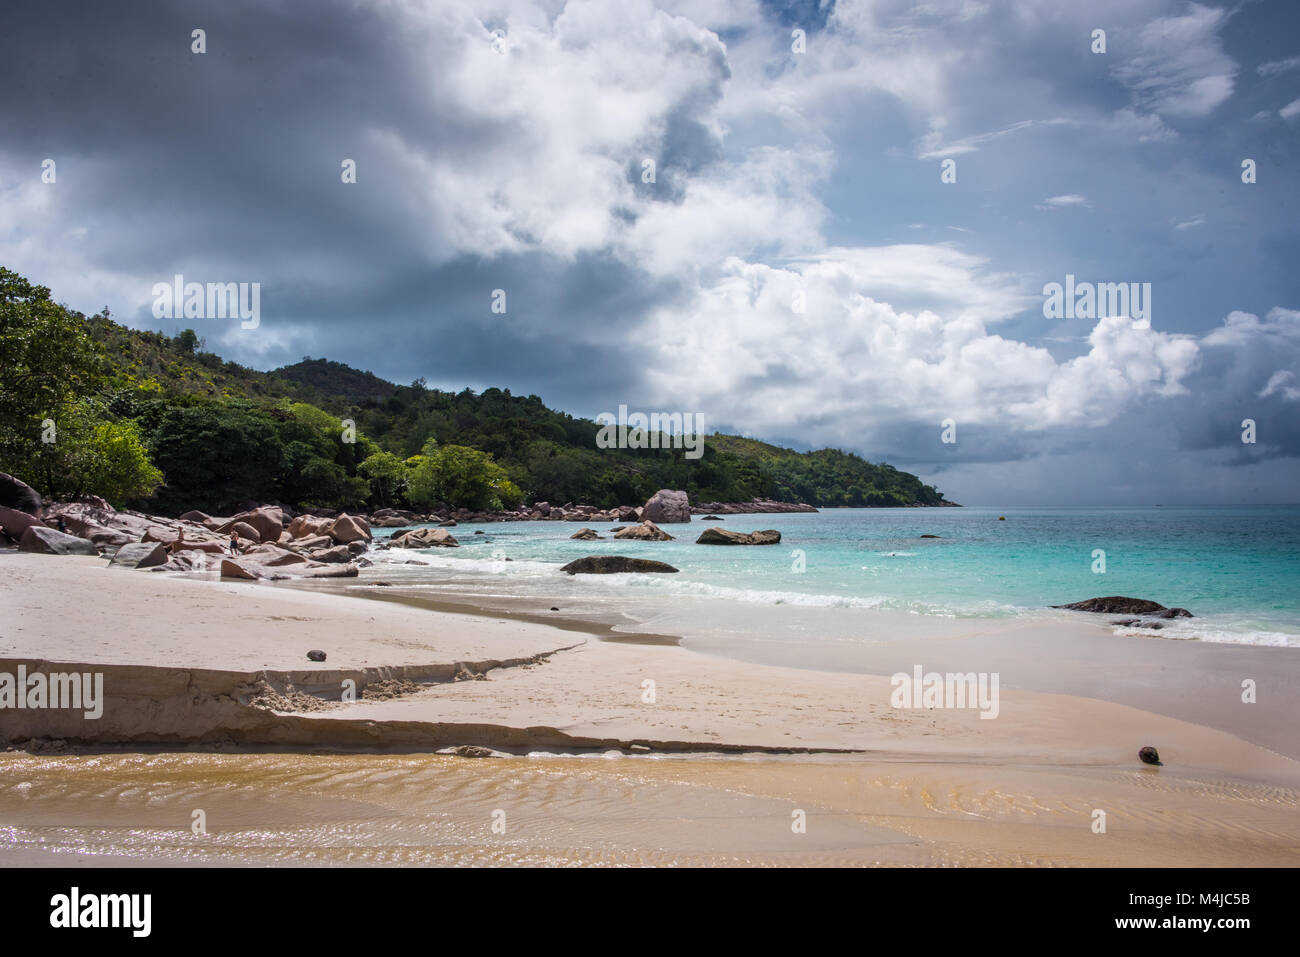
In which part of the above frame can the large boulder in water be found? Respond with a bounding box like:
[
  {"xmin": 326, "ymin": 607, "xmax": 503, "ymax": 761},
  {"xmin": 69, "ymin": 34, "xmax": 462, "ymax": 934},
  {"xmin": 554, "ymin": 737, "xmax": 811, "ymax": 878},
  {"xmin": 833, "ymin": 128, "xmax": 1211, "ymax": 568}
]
[
  {"xmin": 327, "ymin": 513, "xmax": 371, "ymax": 544},
  {"xmin": 18, "ymin": 525, "xmax": 99, "ymax": 556},
  {"xmin": 0, "ymin": 472, "xmax": 42, "ymax": 515},
  {"xmin": 1052, "ymin": 596, "xmax": 1192, "ymax": 617},
  {"xmin": 695, "ymin": 527, "xmax": 781, "ymax": 545},
  {"xmin": 560, "ymin": 555, "xmax": 679, "ymax": 574},
  {"xmin": 390, "ymin": 527, "xmax": 458, "ymax": 548},
  {"xmin": 569, "ymin": 527, "xmax": 602, "ymax": 540},
  {"xmin": 613, "ymin": 520, "xmax": 674, "ymax": 541},
  {"xmin": 642, "ymin": 489, "xmax": 691, "ymax": 524}
]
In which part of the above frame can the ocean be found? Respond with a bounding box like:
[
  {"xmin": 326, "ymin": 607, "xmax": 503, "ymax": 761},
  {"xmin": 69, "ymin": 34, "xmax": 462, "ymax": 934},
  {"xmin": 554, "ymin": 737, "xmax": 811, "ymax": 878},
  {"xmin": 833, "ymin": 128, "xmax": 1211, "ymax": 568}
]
[{"xmin": 363, "ymin": 505, "xmax": 1300, "ymax": 649}]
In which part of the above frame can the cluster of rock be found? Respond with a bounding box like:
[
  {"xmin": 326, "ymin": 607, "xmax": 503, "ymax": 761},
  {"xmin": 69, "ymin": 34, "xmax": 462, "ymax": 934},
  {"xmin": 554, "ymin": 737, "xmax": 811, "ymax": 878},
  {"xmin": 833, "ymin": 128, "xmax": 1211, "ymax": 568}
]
[
  {"xmin": 568, "ymin": 520, "xmax": 781, "ymax": 545},
  {"xmin": 384, "ymin": 527, "xmax": 459, "ymax": 549},
  {"xmin": 2, "ymin": 476, "xmax": 794, "ymax": 578},
  {"xmin": 689, "ymin": 498, "xmax": 817, "ymax": 515},
  {"xmin": 376, "ymin": 489, "xmax": 810, "ymax": 532},
  {"xmin": 367, "ymin": 491, "xmax": 817, "ymax": 525},
  {"xmin": 0, "ymin": 472, "xmax": 371, "ymax": 580}
]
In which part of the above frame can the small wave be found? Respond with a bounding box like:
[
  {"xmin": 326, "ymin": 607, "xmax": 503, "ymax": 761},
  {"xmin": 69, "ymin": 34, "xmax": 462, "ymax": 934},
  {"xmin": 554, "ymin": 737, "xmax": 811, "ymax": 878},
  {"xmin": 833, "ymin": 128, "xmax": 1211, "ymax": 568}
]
[
  {"xmin": 1111, "ymin": 622, "xmax": 1300, "ymax": 648},
  {"xmin": 369, "ymin": 550, "xmax": 555, "ymax": 575},
  {"xmin": 572, "ymin": 574, "xmax": 902, "ymax": 610}
]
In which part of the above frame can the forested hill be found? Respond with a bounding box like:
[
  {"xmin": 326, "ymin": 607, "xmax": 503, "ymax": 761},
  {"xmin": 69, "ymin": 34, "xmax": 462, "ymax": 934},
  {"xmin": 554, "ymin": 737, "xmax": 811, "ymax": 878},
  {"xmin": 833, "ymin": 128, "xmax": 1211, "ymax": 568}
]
[{"xmin": 1, "ymin": 268, "xmax": 953, "ymax": 513}]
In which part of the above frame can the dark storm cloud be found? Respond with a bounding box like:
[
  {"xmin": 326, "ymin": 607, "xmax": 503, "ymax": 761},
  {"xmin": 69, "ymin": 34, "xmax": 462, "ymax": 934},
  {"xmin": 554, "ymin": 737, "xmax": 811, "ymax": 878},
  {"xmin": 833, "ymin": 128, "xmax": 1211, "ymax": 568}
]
[
  {"xmin": 2, "ymin": 0, "xmax": 1296, "ymax": 505},
  {"xmin": 0, "ymin": 0, "xmax": 715, "ymax": 415}
]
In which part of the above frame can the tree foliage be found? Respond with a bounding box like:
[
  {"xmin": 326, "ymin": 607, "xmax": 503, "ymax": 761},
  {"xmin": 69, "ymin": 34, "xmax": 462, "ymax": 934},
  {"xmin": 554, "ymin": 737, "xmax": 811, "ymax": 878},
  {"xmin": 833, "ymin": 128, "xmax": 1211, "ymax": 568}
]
[
  {"xmin": 408, "ymin": 443, "xmax": 523, "ymax": 511},
  {"xmin": 0, "ymin": 267, "xmax": 949, "ymax": 514}
]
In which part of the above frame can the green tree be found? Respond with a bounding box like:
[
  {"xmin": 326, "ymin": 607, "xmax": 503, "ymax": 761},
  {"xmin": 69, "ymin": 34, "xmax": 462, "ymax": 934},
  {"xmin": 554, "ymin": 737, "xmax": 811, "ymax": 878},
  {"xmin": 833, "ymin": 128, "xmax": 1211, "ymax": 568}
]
[
  {"xmin": 296, "ymin": 459, "xmax": 369, "ymax": 510},
  {"xmin": 0, "ymin": 268, "xmax": 105, "ymax": 474},
  {"xmin": 25, "ymin": 400, "xmax": 162, "ymax": 505},
  {"xmin": 82, "ymin": 417, "xmax": 165, "ymax": 504},
  {"xmin": 144, "ymin": 402, "xmax": 287, "ymax": 512},
  {"xmin": 175, "ymin": 329, "xmax": 200, "ymax": 354},
  {"xmin": 358, "ymin": 451, "xmax": 408, "ymax": 507},
  {"xmin": 408, "ymin": 443, "xmax": 521, "ymax": 511}
]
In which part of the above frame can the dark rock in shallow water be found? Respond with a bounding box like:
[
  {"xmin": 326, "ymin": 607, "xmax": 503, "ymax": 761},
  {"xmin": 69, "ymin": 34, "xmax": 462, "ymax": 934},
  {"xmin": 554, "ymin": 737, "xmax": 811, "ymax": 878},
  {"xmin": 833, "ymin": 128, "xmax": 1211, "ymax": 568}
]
[
  {"xmin": 613, "ymin": 520, "xmax": 674, "ymax": 541},
  {"xmin": 920, "ymin": 534, "xmax": 941, "ymax": 538},
  {"xmin": 702, "ymin": 515, "xmax": 723, "ymax": 521},
  {"xmin": 695, "ymin": 527, "xmax": 781, "ymax": 546},
  {"xmin": 1053, "ymin": 596, "xmax": 1192, "ymax": 617},
  {"xmin": 569, "ymin": 527, "xmax": 602, "ymax": 540},
  {"xmin": 1138, "ymin": 746, "xmax": 1162, "ymax": 766},
  {"xmin": 560, "ymin": 555, "xmax": 679, "ymax": 574}
]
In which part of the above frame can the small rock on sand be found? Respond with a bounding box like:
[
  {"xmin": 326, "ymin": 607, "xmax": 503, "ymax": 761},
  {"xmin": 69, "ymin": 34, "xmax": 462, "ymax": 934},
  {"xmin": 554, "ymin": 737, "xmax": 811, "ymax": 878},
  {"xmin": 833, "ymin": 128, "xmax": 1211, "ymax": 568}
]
[{"xmin": 440, "ymin": 745, "xmax": 502, "ymax": 758}]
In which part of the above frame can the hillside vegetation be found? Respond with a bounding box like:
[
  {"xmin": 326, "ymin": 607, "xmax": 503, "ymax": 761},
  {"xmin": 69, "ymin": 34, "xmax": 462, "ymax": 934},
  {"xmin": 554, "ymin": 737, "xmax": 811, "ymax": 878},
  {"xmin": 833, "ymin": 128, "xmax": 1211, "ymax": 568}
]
[{"xmin": 0, "ymin": 267, "xmax": 952, "ymax": 513}]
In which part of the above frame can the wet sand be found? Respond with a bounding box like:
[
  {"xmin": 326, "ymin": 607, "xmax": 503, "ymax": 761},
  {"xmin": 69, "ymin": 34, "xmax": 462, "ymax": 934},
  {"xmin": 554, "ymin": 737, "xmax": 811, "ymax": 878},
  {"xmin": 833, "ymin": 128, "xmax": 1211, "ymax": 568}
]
[{"xmin": 2, "ymin": 751, "xmax": 1297, "ymax": 867}]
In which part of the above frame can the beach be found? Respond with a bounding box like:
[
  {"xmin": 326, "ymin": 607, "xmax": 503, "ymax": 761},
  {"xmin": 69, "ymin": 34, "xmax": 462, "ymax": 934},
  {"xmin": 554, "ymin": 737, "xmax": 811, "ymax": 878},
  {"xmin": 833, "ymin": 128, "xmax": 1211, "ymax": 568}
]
[{"xmin": 3, "ymin": 552, "xmax": 1299, "ymax": 867}]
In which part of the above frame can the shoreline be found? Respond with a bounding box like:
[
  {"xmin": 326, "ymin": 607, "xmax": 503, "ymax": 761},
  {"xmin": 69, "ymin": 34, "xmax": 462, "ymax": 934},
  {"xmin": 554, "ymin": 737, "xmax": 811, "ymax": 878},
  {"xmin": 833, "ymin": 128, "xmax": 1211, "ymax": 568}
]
[
  {"xmin": 1, "ymin": 552, "xmax": 1296, "ymax": 767},
  {"xmin": 4, "ymin": 552, "xmax": 1300, "ymax": 866},
  {"xmin": 286, "ymin": 563, "xmax": 1300, "ymax": 760}
]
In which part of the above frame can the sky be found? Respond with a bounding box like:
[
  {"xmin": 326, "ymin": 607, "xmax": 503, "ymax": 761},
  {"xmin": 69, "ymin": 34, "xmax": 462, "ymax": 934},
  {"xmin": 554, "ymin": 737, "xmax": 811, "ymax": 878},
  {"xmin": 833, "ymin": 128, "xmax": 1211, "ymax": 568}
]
[{"xmin": 1, "ymin": 0, "xmax": 1298, "ymax": 505}]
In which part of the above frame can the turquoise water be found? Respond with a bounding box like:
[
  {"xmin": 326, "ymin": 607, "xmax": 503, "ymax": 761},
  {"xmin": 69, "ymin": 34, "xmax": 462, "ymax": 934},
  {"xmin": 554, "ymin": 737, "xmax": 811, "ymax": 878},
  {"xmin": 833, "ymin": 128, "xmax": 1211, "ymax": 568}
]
[{"xmin": 369, "ymin": 506, "xmax": 1300, "ymax": 647}]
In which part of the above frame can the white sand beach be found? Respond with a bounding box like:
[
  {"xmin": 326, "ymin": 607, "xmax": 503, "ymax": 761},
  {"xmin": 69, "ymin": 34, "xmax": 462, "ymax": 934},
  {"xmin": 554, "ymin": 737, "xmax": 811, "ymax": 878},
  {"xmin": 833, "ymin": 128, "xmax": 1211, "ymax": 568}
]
[{"xmin": 2, "ymin": 552, "xmax": 1299, "ymax": 866}]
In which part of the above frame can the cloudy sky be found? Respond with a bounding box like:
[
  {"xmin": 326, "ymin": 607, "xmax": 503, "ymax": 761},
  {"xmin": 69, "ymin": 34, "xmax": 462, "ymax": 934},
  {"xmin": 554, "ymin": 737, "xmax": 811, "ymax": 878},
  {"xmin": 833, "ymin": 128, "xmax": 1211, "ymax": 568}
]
[{"xmin": 2, "ymin": 0, "xmax": 1298, "ymax": 504}]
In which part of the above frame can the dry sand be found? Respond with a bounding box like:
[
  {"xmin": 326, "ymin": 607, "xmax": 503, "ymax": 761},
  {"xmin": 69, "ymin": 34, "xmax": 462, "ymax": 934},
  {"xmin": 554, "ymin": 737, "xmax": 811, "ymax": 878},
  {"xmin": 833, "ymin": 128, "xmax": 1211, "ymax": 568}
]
[{"xmin": 2, "ymin": 552, "xmax": 1298, "ymax": 866}]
